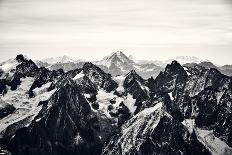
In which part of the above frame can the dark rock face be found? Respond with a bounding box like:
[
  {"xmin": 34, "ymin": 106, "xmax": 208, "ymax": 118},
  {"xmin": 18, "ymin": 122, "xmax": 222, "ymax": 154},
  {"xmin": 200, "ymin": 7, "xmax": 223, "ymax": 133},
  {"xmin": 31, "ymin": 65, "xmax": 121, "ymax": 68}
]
[
  {"xmin": 7, "ymin": 79, "xmax": 101, "ymax": 155},
  {"xmin": 29, "ymin": 67, "xmax": 64, "ymax": 97},
  {"xmin": 82, "ymin": 62, "xmax": 118, "ymax": 92},
  {"xmin": 194, "ymin": 88, "xmax": 218, "ymax": 127},
  {"xmin": 185, "ymin": 66, "xmax": 231, "ymax": 96},
  {"xmin": 0, "ymin": 79, "xmax": 7, "ymax": 95},
  {"xmin": 102, "ymin": 103, "xmax": 210, "ymax": 155},
  {"xmin": 15, "ymin": 59, "xmax": 38, "ymax": 77},
  {"xmin": 155, "ymin": 61, "xmax": 187, "ymax": 96},
  {"xmin": 184, "ymin": 61, "xmax": 232, "ymax": 77},
  {"xmin": 123, "ymin": 70, "xmax": 150, "ymax": 114},
  {"xmin": 16, "ymin": 54, "xmax": 25, "ymax": 63},
  {"xmin": 213, "ymin": 89, "xmax": 232, "ymax": 147},
  {"xmin": 1, "ymin": 55, "xmax": 41, "ymax": 92},
  {"xmin": 75, "ymin": 76, "xmax": 98, "ymax": 94},
  {"xmin": 2, "ymin": 55, "xmax": 232, "ymax": 155},
  {"xmin": 123, "ymin": 70, "xmax": 148, "ymax": 99},
  {"xmin": 0, "ymin": 101, "xmax": 16, "ymax": 119},
  {"xmin": 139, "ymin": 116, "xmax": 209, "ymax": 155}
]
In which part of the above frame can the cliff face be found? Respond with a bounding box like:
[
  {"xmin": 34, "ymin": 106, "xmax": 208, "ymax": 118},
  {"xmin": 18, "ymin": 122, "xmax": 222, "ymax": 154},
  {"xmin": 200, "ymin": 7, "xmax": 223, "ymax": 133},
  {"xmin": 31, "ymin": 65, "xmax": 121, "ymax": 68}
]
[
  {"xmin": 1, "ymin": 55, "xmax": 232, "ymax": 155},
  {"xmin": 8, "ymin": 79, "xmax": 101, "ymax": 155}
]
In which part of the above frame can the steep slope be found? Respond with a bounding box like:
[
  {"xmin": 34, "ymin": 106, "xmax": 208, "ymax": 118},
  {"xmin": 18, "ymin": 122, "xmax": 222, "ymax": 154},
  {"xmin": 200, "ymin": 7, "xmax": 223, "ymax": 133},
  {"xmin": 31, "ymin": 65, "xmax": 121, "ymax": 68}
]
[
  {"xmin": 1, "ymin": 54, "xmax": 232, "ymax": 155},
  {"xmin": 184, "ymin": 61, "xmax": 232, "ymax": 77},
  {"xmin": 6, "ymin": 79, "xmax": 102, "ymax": 155},
  {"xmin": 102, "ymin": 102, "xmax": 210, "ymax": 155},
  {"xmin": 0, "ymin": 55, "xmax": 63, "ymax": 144}
]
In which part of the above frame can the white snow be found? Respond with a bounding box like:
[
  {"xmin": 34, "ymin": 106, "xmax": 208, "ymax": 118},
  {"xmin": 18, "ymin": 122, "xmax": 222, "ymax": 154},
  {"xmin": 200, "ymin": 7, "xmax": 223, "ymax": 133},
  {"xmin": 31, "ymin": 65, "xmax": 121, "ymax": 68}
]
[
  {"xmin": 73, "ymin": 71, "xmax": 84, "ymax": 80},
  {"xmin": 123, "ymin": 94, "xmax": 136, "ymax": 113},
  {"xmin": 196, "ymin": 128, "xmax": 232, "ymax": 155},
  {"xmin": 182, "ymin": 119, "xmax": 195, "ymax": 134},
  {"xmin": 186, "ymin": 72, "xmax": 191, "ymax": 76},
  {"xmin": 168, "ymin": 92, "xmax": 174, "ymax": 100},
  {"xmin": 97, "ymin": 51, "xmax": 133, "ymax": 68},
  {"xmin": 166, "ymin": 56, "xmax": 208, "ymax": 65},
  {"xmin": 183, "ymin": 66, "xmax": 191, "ymax": 76},
  {"xmin": 83, "ymin": 93, "xmax": 91, "ymax": 98},
  {"xmin": 0, "ymin": 59, "xmax": 19, "ymax": 73},
  {"xmin": 120, "ymin": 102, "xmax": 163, "ymax": 155},
  {"xmin": 138, "ymin": 102, "xmax": 163, "ymax": 117},
  {"xmin": 181, "ymin": 119, "xmax": 232, "ymax": 155},
  {"xmin": 113, "ymin": 75, "xmax": 125, "ymax": 93},
  {"xmin": 96, "ymin": 89, "xmax": 123, "ymax": 117},
  {"xmin": 33, "ymin": 82, "xmax": 52, "ymax": 96},
  {"xmin": 145, "ymin": 68, "xmax": 154, "ymax": 72},
  {"xmin": 74, "ymin": 133, "xmax": 83, "ymax": 145},
  {"xmin": 96, "ymin": 89, "xmax": 136, "ymax": 118},
  {"xmin": 0, "ymin": 77, "xmax": 56, "ymax": 134},
  {"xmin": 40, "ymin": 55, "xmax": 75, "ymax": 64},
  {"xmin": 183, "ymin": 66, "xmax": 188, "ymax": 71}
]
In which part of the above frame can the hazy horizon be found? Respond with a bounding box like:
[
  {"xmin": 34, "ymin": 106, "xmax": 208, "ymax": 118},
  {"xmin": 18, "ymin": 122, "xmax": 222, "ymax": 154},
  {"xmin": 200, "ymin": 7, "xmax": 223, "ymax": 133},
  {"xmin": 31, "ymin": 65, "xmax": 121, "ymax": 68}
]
[{"xmin": 0, "ymin": 0, "xmax": 232, "ymax": 65}]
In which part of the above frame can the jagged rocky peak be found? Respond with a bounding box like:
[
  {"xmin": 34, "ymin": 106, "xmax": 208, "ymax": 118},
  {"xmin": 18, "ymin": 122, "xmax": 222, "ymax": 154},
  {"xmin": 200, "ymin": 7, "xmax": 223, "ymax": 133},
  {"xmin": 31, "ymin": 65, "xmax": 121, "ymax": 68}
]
[
  {"xmin": 15, "ymin": 54, "xmax": 25, "ymax": 62},
  {"xmin": 82, "ymin": 62, "xmax": 107, "ymax": 77},
  {"xmin": 165, "ymin": 60, "xmax": 187, "ymax": 77},
  {"xmin": 124, "ymin": 70, "xmax": 145, "ymax": 84},
  {"xmin": 82, "ymin": 62, "xmax": 118, "ymax": 92},
  {"xmin": 29, "ymin": 66, "xmax": 64, "ymax": 97},
  {"xmin": 154, "ymin": 60, "xmax": 187, "ymax": 94},
  {"xmin": 214, "ymin": 89, "xmax": 232, "ymax": 146},
  {"xmin": 8, "ymin": 78, "xmax": 101, "ymax": 155},
  {"xmin": 103, "ymin": 102, "xmax": 210, "ymax": 155},
  {"xmin": 15, "ymin": 54, "xmax": 39, "ymax": 77},
  {"xmin": 123, "ymin": 70, "xmax": 149, "ymax": 108},
  {"xmin": 184, "ymin": 65, "xmax": 232, "ymax": 97}
]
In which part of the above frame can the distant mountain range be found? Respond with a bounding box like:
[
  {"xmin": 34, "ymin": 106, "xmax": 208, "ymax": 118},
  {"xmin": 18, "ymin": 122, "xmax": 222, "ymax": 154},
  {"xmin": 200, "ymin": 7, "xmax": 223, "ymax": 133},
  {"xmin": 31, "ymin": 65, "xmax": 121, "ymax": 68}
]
[
  {"xmin": 1, "ymin": 54, "xmax": 232, "ymax": 155},
  {"xmin": 33, "ymin": 51, "xmax": 232, "ymax": 78}
]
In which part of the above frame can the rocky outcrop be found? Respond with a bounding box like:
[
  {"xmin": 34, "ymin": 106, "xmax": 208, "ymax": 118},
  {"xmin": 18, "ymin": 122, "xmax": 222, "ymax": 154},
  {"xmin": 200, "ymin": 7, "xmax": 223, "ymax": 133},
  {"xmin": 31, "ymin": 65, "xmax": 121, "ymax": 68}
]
[
  {"xmin": 0, "ymin": 79, "xmax": 7, "ymax": 95},
  {"xmin": 82, "ymin": 62, "xmax": 118, "ymax": 92},
  {"xmin": 29, "ymin": 67, "xmax": 64, "ymax": 97},
  {"xmin": 7, "ymin": 79, "xmax": 101, "ymax": 155},
  {"xmin": 102, "ymin": 102, "xmax": 210, "ymax": 155},
  {"xmin": 0, "ymin": 101, "xmax": 15, "ymax": 119}
]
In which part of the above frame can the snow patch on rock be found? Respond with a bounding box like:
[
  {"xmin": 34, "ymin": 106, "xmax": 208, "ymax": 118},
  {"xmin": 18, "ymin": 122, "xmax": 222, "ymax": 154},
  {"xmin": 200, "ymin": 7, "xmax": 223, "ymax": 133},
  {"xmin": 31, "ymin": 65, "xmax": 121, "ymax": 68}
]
[
  {"xmin": 196, "ymin": 128, "xmax": 232, "ymax": 155},
  {"xmin": 120, "ymin": 102, "xmax": 163, "ymax": 155},
  {"xmin": 73, "ymin": 71, "xmax": 84, "ymax": 80},
  {"xmin": 182, "ymin": 119, "xmax": 195, "ymax": 134},
  {"xmin": 0, "ymin": 77, "xmax": 56, "ymax": 134},
  {"xmin": 168, "ymin": 92, "xmax": 174, "ymax": 100}
]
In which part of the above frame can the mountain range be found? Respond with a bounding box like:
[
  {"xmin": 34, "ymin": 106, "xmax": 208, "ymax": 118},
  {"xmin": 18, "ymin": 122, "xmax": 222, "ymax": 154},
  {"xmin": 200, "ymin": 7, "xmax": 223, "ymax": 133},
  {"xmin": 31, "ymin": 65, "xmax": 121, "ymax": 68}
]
[
  {"xmin": 33, "ymin": 52, "xmax": 232, "ymax": 78},
  {"xmin": 0, "ymin": 53, "xmax": 232, "ymax": 155}
]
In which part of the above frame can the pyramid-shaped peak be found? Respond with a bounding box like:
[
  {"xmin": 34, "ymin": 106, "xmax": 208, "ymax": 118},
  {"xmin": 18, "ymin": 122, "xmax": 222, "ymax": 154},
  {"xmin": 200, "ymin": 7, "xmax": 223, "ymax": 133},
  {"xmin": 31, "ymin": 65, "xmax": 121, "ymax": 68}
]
[
  {"xmin": 115, "ymin": 51, "xmax": 123, "ymax": 55},
  {"xmin": 125, "ymin": 70, "xmax": 145, "ymax": 83},
  {"xmin": 106, "ymin": 51, "xmax": 133, "ymax": 62},
  {"xmin": 129, "ymin": 70, "xmax": 137, "ymax": 75}
]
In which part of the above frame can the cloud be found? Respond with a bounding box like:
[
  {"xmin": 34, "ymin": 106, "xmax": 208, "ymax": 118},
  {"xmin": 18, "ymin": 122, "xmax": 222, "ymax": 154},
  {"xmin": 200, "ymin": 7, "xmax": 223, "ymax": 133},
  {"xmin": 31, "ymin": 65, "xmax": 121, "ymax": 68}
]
[{"xmin": 0, "ymin": 0, "xmax": 232, "ymax": 64}]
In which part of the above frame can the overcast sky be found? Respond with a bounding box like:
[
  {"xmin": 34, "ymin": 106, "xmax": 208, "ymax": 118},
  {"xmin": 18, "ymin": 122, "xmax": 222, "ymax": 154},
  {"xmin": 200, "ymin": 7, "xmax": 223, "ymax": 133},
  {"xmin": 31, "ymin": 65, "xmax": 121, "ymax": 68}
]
[{"xmin": 0, "ymin": 0, "xmax": 232, "ymax": 64}]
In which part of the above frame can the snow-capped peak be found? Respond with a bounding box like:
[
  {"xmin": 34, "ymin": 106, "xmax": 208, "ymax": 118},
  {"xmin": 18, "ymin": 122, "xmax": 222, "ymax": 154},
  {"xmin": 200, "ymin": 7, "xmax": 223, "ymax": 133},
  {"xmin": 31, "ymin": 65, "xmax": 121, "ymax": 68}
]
[
  {"xmin": 40, "ymin": 55, "xmax": 75, "ymax": 64},
  {"xmin": 98, "ymin": 51, "xmax": 134, "ymax": 68},
  {"xmin": 0, "ymin": 58, "xmax": 19, "ymax": 73},
  {"xmin": 165, "ymin": 56, "xmax": 208, "ymax": 65}
]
